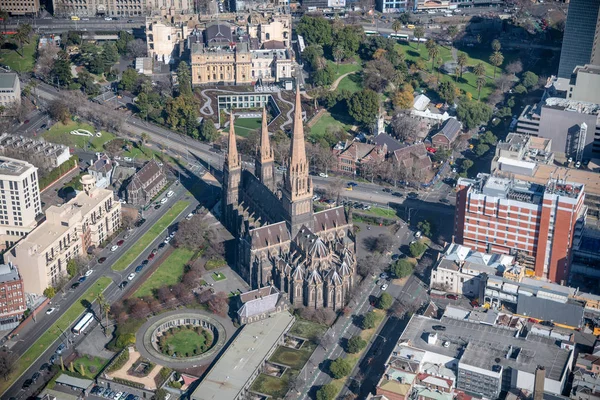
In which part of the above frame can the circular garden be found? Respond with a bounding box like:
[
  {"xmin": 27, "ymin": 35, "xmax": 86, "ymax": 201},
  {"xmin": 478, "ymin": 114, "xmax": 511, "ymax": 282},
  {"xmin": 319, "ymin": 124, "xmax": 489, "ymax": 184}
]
[{"xmin": 157, "ymin": 324, "xmax": 214, "ymax": 358}]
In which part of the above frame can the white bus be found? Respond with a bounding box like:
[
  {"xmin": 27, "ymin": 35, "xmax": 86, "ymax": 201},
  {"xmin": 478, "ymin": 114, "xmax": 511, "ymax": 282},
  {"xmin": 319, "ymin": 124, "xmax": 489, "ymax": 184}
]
[
  {"xmin": 364, "ymin": 30, "xmax": 379, "ymax": 36},
  {"xmin": 389, "ymin": 33, "xmax": 409, "ymax": 41},
  {"xmin": 72, "ymin": 312, "xmax": 95, "ymax": 335}
]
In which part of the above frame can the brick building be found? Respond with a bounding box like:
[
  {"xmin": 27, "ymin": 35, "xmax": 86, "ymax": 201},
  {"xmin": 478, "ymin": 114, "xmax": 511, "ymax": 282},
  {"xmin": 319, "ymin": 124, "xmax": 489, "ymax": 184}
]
[
  {"xmin": 454, "ymin": 174, "xmax": 586, "ymax": 283},
  {"xmin": 125, "ymin": 160, "xmax": 167, "ymax": 205},
  {"xmin": 0, "ymin": 262, "xmax": 26, "ymax": 330},
  {"xmin": 431, "ymin": 118, "xmax": 462, "ymax": 150},
  {"xmin": 331, "ymin": 140, "xmax": 386, "ymax": 175}
]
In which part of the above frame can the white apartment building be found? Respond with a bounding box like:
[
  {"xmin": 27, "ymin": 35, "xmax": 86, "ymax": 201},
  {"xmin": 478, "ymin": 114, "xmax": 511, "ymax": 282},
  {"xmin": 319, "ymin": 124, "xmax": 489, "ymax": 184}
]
[
  {"xmin": 7, "ymin": 175, "xmax": 121, "ymax": 295},
  {"xmin": 0, "ymin": 157, "xmax": 42, "ymax": 250},
  {"xmin": 0, "ymin": 73, "xmax": 21, "ymax": 109}
]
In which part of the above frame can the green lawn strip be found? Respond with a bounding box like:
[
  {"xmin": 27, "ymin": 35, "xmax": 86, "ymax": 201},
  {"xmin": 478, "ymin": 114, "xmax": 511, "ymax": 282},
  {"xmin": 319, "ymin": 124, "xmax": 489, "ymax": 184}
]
[
  {"xmin": 0, "ymin": 277, "xmax": 112, "ymax": 395},
  {"xmin": 71, "ymin": 355, "xmax": 110, "ymax": 378},
  {"xmin": 251, "ymin": 369, "xmax": 294, "ymax": 398},
  {"xmin": 336, "ymin": 74, "xmax": 362, "ymax": 92},
  {"xmin": 0, "ymin": 35, "xmax": 38, "ymax": 72},
  {"xmin": 327, "ymin": 59, "xmax": 363, "ymax": 81},
  {"xmin": 289, "ymin": 320, "xmax": 328, "ymax": 341},
  {"xmin": 205, "ymin": 258, "xmax": 226, "ymax": 271},
  {"xmin": 212, "ymin": 271, "xmax": 227, "ymax": 281},
  {"xmin": 112, "ymin": 201, "xmax": 189, "ymax": 271},
  {"xmin": 309, "ymin": 111, "xmax": 354, "ymax": 139},
  {"xmin": 269, "ymin": 347, "xmax": 312, "ymax": 370},
  {"xmin": 134, "ymin": 247, "xmax": 195, "ymax": 298},
  {"xmin": 43, "ymin": 121, "xmax": 116, "ymax": 151}
]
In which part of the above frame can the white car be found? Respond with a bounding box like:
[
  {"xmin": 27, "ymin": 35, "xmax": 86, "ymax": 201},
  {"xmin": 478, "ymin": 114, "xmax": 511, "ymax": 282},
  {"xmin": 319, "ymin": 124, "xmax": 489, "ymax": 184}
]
[
  {"xmin": 46, "ymin": 307, "xmax": 56, "ymax": 315},
  {"xmin": 185, "ymin": 213, "xmax": 194, "ymax": 220},
  {"xmin": 105, "ymin": 17, "xmax": 113, "ymax": 21},
  {"xmin": 166, "ymin": 190, "xmax": 174, "ymax": 198},
  {"xmin": 319, "ymin": 173, "xmax": 328, "ymax": 178},
  {"xmin": 124, "ymin": 157, "xmax": 133, "ymax": 162},
  {"xmin": 381, "ymin": 284, "xmax": 389, "ymax": 291},
  {"xmin": 127, "ymin": 273, "xmax": 136, "ymax": 281},
  {"xmin": 160, "ymin": 198, "xmax": 168, "ymax": 204},
  {"xmin": 85, "ymin": 269, "xmax": 94, "ymax": 277},
  {"xmin": 119, "ymin": 199, "xmax": 126, "ymax": 204},
  {"xmin": 164, "ymin": 236, "xmax": 172, "ymax": 244},
  {"xmin": 379, "ymin": 273, "xmax": 388, "ymax": 279},
  {"xmin": 415, "ymin": 231, "xmax": 422, "ymax": 239},
  {"xmin": 110, "ymin": 245, "xmax": 119, "ymax": 252}
]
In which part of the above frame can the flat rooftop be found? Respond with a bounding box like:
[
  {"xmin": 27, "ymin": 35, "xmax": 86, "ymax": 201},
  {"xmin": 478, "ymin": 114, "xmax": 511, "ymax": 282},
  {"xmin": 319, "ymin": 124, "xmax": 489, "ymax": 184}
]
[
  {"xmin": 0, "ymin": 156, "xmax": 34, "ymax": 177},
  {"xmin": 511, "ymin": 164, "xmax": 600, "ymax": 198},
  {"xmin": 400, "ymin": 315, "xmax": 571, "ymax": 381},
  {"xmin": 0, "ymin": 263, "xmax": 20, "ymax": 284},
  {"xmin": 191, "ymin": 312, "xmax": 295, "ymax": 400},
  {"xmin": 0, "ymin": 73, "xmax": 17, "ymax": 90}
]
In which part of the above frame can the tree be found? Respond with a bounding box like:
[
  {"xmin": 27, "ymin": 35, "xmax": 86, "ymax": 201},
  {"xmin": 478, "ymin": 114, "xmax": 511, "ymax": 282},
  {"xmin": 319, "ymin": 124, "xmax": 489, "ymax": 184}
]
[
  {"xmin": 462, "ymin": 159, "xmax": 473, "ymax": 173},
  {"xmin": 364, "ymin": 58, "xmax": 400, "ymax": 93},
  {"xmin": 428, "ymin": 44, "xmax": 440, "ymax": 74},
  {"xmin": 77, "ymin": 69, "xmax": 100, "ymax": 96},
  {"xmin": 333, "ymin": 47, "xmax": 345, "ymax": 67},
  {"xmin": 347, "ymin": 336, "xmax": 367, "ymax": 354},
  {"xmin": 506, "ymin": 60, "xmax": 523, "ymax": 77},
  {"xmin": 457, "ymin": 52, "xmax": 468, "ymax": 79},
  {"xmin": 97, "ymin": 293, "xmax": 110, "ymax": 336},
  {"xmin": 296, "ymin": 15, "xmax": 333, "ymax": 46},
  {"xmin": 198, "ymin": 118, "xmax": 219, "ymax": 142},
  {"xmin": 119, "ymin": 68, "xmax": 140, "ymax": 92},
  {"xmin": 329, "ymin": 358, "xmax": 352, "ymax": 379},
  {"xmin": 102, "ymin": 42, "xmax": 120, "ymax": 68},
  {"xmin": 66, "ymin": 256, "xmax": 88, "ymax": 278},
  {"xmin": 473, "ymin": 62, "xmax": 486, "ymax": 78},
  {"xmin": 474, "ymin": 143, "xmax": 490, "ymax": 156},
  {"xmin": 417, "ymin": 220, "xmax": 433, "ymax": 237},
  {"xmin": 491, "ymin": 39, "xmax": 501, "ymax": 52},
  {"xmin": 313, "ymin": 64, "xmax": 336, "ymax": 86},
  {"xmin": 390, "ymin": 112, "xmax": 419, "ymax": 142},
  {"xmin": 413, "ymin": 27, "xmax": 425, "ymax": 49},
  {"xmin": 514, "ymin": 84, "xmax": 527, "ymax": 94},
  {"xmin": 392, "ymin": 20, "xmax": 402, "ymax": 34},
  {"xmin": 476, "ymin": 75, "xmax": 487, "ymax": 100},
  {"xmin": 489, "ymin": 51, "xmax": 504, "ymax": 78},
  {"xmin": 393, "ymin": 87, "xmax": 414, "ymax": 109},
  {"xmin": 522, "ymin": 71, "xmax": 539, "ymax": 89},
  {"xmin": 347, "ymin": 89, "xmax": 379, "ymax": 125},
  {"xmin": 51, "ymin": 51, "xmax": 72, "ymax": 87},
  {"xmin": 447, "ymin": 25, "xmax": 459, "ymax": 43},
  {"xmin": 49, "ymin": 100, "xmax": 71, "ymax": 124},
  {"xmin": 35, "ymin": 45, "xmax": 59, "ymax": 81},
  {"xmin": 317, "ymin": 383, "xmax": 338, "ymax": 400},
  {"xmin": 377, "ymin": 292, "xmax": 393, "ymax": 310},
  {"xmin": 456, "ymin": 100, "xmax": 492, "ymax": 129},
  {"xmin": 207, "ymin": 292, "xmax": 228, "ymax": 317},
  {"xmin": 362, "ymin": 311, "xmax": 377, "ymax": 329},
  {"xmin": 409, "ymin": 241, "xmax": 427, "ymax": 258},
  {"xmin": 479, "ymin": 130, "xmax": 498, "ymax": 145},
  {"xmin": 13, "ymin": 27, "xmax": 27, "ymax": 57},
  {"xmin": 0, "ymin": 350, "xmax": 16, "ymax": 381},
  {"xmin": 175, "ymin": 215, "xmax": 212, "ymax": 251},
  {"xmin": 177, "ymin": 61, "xmax": 192, "ymax": 97},
  {"xmin": 115, "ymin": 30, "xmax": 134, "ymax": 54},
  {"xmin": 333, "ymin": 25, "xmax": 364, "ymax": 55},
  {"xmin": 391, "ymin": 259, "xmax": 413, "ymax": 278},
  {"xmin": 302, "ymin": 45, "xmax": 324, "ymax": 71},
  {"xmin": 364, "ymin": 233, "xmax": 394, "ymax": 254},
  {"xmin": 438, "ymin": 81, "xmax": 457, "ymax": 104},
  {"xmin": 126, "ymin": 39, "xmax": 147, "ymax": 58},
  {"xmin": 43, "ymin": 287, "xmax": 56, "ymax": 298}
]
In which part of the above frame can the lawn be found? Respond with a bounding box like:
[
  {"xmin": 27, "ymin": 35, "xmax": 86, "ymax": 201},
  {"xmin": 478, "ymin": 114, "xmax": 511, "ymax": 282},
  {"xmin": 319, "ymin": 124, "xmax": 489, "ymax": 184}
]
[
  {"xmin": 134, "ymin": 247, "xmax": 195, "ymax": 298},
  {"xmin": 43, "ymin": 121, "xmax": 116, "ymax": 151},
  {"xmin": 0, "ymin": 35, "xmax": 38, "ymax": 72},
  {"xmin": 71, "ymin": 355, "xmax": 109, "ymax": 378},
  {"xmin": 327, "ymin": 58, "xmax": 363, "ymax": 81},
  {"xmin": 161, "ymin": 326, "xmax": 211, "ymax": 356},
  {"xmin": 269, "ymin": 347, "xmax": 312, "ymax": 370},
  {"xmin": 205, "ymin": 258, "xmax": 226, "ymax": 271},
  {"xmin": 396, "ymin": 42, "xmax": 453, "ymax": 65},
  {"xmin": 289, "ymin": 320, "xmax": 328, "ymax": 342},
  {"xmin": 0, "ymin": 277, "xmax": 112, "ymax": 395},
  {"xmin": 223, "ymin": 117, "xmax": 261, "ymax": 138},
  {"xmin": 251, "ymin": 370, "xmax": 293, "ymax": 399},
  {"xmin": 362, "ymin": 206, "xmax": 398, "ymax": 219},
  {"xmin": 112, "ymin": 200, "xmax": 190, "ymax": 271},
  {"xmin": 309, "ymin": 111, "xmax": 354, "ymax": 140},
  {"xmin": 212, "ymin": 271, "xmax": 226, "ymax": 281},
  {"xmin": 336, "ymin": 73, "xmax": 362, "ymax": 93}
]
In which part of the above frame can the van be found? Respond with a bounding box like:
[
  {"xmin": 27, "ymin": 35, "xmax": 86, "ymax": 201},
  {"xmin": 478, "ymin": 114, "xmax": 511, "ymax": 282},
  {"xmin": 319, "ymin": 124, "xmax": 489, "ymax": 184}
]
[
  {"xmin": 407, "ymin": 24, "xmax": 415, "ymax": 29},
  {"xmin": 71, "ymin": 15, "xmax": 80, "ymax": 20}
]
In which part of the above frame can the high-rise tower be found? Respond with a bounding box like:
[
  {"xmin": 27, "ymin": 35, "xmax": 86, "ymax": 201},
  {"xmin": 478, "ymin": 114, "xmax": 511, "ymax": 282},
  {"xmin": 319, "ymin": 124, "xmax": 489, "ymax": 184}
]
[
  {"xmin": 281, "ymin": 84, "xmax": 314, "ymax": 237},
  {"xmin": 223, "ymin": 112, "xmax": 241, "ymax": 208},
  {"xmin": 255, "ymin": 107, "xmax": 276, "ymax": 192}
]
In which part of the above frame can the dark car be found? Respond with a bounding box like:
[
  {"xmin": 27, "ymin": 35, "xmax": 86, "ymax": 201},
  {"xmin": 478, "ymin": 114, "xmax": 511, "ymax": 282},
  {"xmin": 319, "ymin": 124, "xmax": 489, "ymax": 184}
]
[
  {"xmin": 31, "ymin": 372, "xmax": 41, "ymax": 383},
  {"xmin": 117, "ymin": 239, "xmax": 124, "ymax": 246},
  {"xmin": 135, "ymin": 265, "xmax": 143, "ymax": 273},
  {"xmin": 147, "ymin": 253, "xmax": 155, "ymax": 260},
  {"xmin": 49, "ymin": 354, "xmax": 58, "ymax": 364},
  {"xmin": 22, "ymin": 379, "xmax": 33, "ymax": 389},
  {"xmin": 40, "ymin": 124, "xmax": 47, "ymax": 129},
  {"xmin": 432, "ymin": 325, "xmax": 447, "ymax": 331},
  {"xmin": 39, "ymin": 363, "xmax": 50, "ymax": 372},
  {"xmin": 440, "ymin": 198, "xmax": 450, "ymax": 204},
  {"xmin": 134, "ymin": 218, "xmax": 146, "ymax": 227},
  {"xmin": 408, "ymin": 192, "xmax": 419, "ymax": 199},
  {"xmin": 98, "ymin": 257, "xmax": 107, "ymax": 263},
  {"xmin": 78, "ymin": 276, "xmax": 87, "ymax": 283},
  {"xmin": 382, "ymin": 188, "xmax": 392, "ymax": 193},
  {"xmin": 71, "ymin": 282, "xmax": 80, "ymax": 289},
  {"xmin": 348, "ymin": 182, "xmax": 358, "ymax": 187},
  {"xmin": 127, "ymin": 19, "xmax": 134, "ymax": 22},
  {"xmin": 158, "ymin": 242, "xmax": 166, "ymax": 249},
  {"xmin": 154, "ymin": 204, "xmax": 162, "ymax": 210},
  {"xmin": 119, "ymin": 281, "xmax": 128, "ymax": 289},
  {"xmin": 151, "ymin": 248, "xmax": 158, "ymax": 255},
  {"xmin": 141, "ymin": 259, "xmax": 149, "ymax": 265},
  {"xmin": 392, "ymin": 192, "xmax": 403, "ymax": 197},
  {"xmin": 55, "ymin": 343, "xmax": 66, "ymax": 354},
  {"xmin": 446, "ymin": 294, "xmax": 458, "ymax": 300}
]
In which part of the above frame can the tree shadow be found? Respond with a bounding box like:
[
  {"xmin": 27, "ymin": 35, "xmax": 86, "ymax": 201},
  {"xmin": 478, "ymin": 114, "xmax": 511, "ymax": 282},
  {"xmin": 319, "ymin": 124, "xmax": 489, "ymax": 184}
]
[
  {"xmin": 407, "ymin": 50, "xmax": 420, "ymax": 58},
  {"xmin": 2, "ymin": 43, "xmax": 17, "ymax": 52}
]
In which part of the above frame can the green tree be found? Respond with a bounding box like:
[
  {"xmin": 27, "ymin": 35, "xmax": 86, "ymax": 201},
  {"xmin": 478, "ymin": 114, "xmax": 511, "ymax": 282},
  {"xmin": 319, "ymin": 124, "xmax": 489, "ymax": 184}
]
[
  {"xmin": 115, "ymin": 30, "xmax": 134, "ymax": 54},
  {"xmin": 102, "ymin": 42, "xmax": 119, "ymax": 68},
  {"xmin": 522, "ymin": 71, "xmax": 539, "ymax": 88},
  {"xmin": 347, "ymin": 336, "xmax": 367, "ymax": 354},
  {"xmin": 392, "ymin": 20, "xmax": 402, "ymax": 34},
  {"xmin": 77, "ymin": 69, "xmax": 100, "ymax": 96},
  {"xmin": 51, "ymin": 51, "xmax": 72, "ymax": 87},
  {"xmin": 377, "ymin": 292, "xmax": 393, "ymax": 310},
  {"xmin": 428, "ymin": 44, "xmax": 440, "ymax": 73},
  {"xmin": 447, "ymin": 25, "xmax": 459, "ymax": 43},
  {"xmin": 333, "ymin": 25, "xmax": 364, "ymax": 55},
  {"xmin": 491, "ymin": 39, "xmax": 501, "ymax": 52},
  {"xmin": 413, "ymin": 26, "xmax": 425, "ymax": 49},
  {"xmin": 347, "ymin": 89, "xmax": 379, "ymax": 125},
  {"xmin": 313, "ymin": 64, "xmax": 336, "ymax": 86},
  {"xmin": 362, "ymin": 311, "xmax": 377, "ymax": 329},
  {"xmin": 456, "ymin": 100, "xmax": 492, "ymax": 129},
  {"xmin": 13, "ymin": 27, "xmax": 27, "ymax": 57},
  {"xmin": 462, "ymin": 159, "xmax": 473, "ymax": 172},
  {"xmin": 391, "ymin": 259, "xmax": 413, "ymax": 278},
  {"xmin": 417, "ymin": 220, "xmax": 433, "ymax": 237},
  {"xmin": 489, "ymin": 51, "xmax": 504, "ymax": 78},
  {"xmin": 457, "ymin": 52, "xmax": 468, "ymax": 79},
  {"xmin": 476, "ymin": 75, "xmax": 487, "ymax": 100},
  {"xmin": 409, "ymin": 241, "xmax": 427, "ymax": 258},
  {"xmin": 329, "ymin": 358, "xmax": 352, "ymax": 379},
  {"xmin": 67, "ymin": 259, "xmax": 77, "ymax": 278},
  {"xmin": 43, "ymin": 287, "xmax": 56, "ymax": 298},
  {"xmin": 140, "ymin": 132, "xmax": 149, "ymax": 146},
  {"xmin": 474, "ymin": 143, "xmax": 490, "ymax": 156},
  {"xmin": 438, "ymin": 81, "xmax": 457, "ymax": 104},
  {"xmin": 317, "ymin": 383, "xmax": 338, "ymax": 400},
  {"xmin": 177, "ymin": 61, "xmax": 192, "ymax": 97},
  {"xmin": 479, "ymin": 130, "xmax": 498, "ymax": 145},
  {"xmin": 399, "ymin": 12, "xmax": 411, "ymax": 25},
  {"xmin": 119, "ymin": 68, "xmax": 140, "ymax": 92},
  {"xmin": 302, "ymin": 45, "xmax": 324, "ymax": 71},
  {"xmin": 332, "ymin": 46, "xmax": 345, "ymax": 67},
  {"xmin": 514, "ymin": 84, "xmax": 527, "ymax": 94},
  {"xmin": 473, "ymin": 62, "xmax": 486, "ymax": 78},
  {"xmin": 296, "ymin": 15, "xmax": 333, "ymax": 46},
  {"xmin": 199, "ymin": 118, "xmax": 219, "ymax": 142}
]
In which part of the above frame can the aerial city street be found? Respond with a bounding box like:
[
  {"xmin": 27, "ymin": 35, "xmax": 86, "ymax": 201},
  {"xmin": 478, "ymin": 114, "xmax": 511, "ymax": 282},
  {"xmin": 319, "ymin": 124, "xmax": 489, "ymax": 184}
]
[{"xmin": 0, "ymin": 0, "xmax": 597, "ymax": 399}]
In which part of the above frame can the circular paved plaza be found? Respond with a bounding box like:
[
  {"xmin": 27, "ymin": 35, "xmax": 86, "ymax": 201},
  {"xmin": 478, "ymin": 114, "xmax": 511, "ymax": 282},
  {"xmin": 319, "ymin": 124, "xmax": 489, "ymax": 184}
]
[{"xmin": 136, "ymin": 309, "xmax": 237, "ymax": 368}]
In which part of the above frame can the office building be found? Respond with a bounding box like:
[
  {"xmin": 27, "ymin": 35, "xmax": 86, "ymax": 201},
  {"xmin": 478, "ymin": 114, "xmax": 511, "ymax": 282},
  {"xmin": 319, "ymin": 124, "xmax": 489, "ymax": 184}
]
[
  {"xmin": 557, "ymin": 0, "xmax": 600, "ymax": 78},
  {"xmin": 376, "ymin": 0, "xmax": 407, "ymax": 13},
  {"xmin": 0, "ymin": 0, "xmax": 39, "ymax": 14},
  {"xmin": 191, "ymin": 312, "xmax": 294, "ymax": 400},
  {"xmin": 0, "ymin": 73, "xmax": 20, "ymax": 109},
  {"xmin": 455, "ymin": 173, "xmax": 586, "ymax": 283},
  {"xmin": 395, "ymin": 315, "xmax": 573, "ymax": 398},
  {"xmin": 0, "ymin": 262, "xmax": 26, "ymax": 330},
  {"xmin": 0, "ymin": 157, "xmax": 41, "ymax": 251},
  {"xmin": 0, "ymin": 133, "xmax": 70, "ymax": 171},
  {"xmin": 7, "ymin": 175, "xmax": 121, "ymax": 295},
  {"xmin": 53, "ymin": 0, "xmax": 145, "ymax": 17}
]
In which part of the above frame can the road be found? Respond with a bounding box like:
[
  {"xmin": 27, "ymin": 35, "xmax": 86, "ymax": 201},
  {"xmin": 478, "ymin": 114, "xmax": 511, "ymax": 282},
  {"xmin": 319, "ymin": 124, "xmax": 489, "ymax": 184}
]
[{"xmin": 4, "ymin": 181, "xmax": 198, "ymax": 399}]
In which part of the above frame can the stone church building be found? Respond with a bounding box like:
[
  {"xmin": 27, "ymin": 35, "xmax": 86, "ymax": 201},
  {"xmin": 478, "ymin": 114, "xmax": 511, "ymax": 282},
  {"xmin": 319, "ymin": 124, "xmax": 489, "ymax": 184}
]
[{"xmin": 221, "ymin": 87, "xmax": 357, "ymax": 311}]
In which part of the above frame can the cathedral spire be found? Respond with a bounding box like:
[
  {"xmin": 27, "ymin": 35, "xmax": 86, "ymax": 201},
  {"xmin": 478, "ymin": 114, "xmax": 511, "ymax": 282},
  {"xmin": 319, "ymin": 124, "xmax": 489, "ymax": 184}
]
[
  {"xmin": 226, "ymin": 111, "xmax": 240, "ymax": 170},
  {"xmin": 259, "ymin": 106, "xmax": 274, "ymax": 163},
  {"xmin": 289, "ymin": 82, "xmax": 307, "ymax": 170}
]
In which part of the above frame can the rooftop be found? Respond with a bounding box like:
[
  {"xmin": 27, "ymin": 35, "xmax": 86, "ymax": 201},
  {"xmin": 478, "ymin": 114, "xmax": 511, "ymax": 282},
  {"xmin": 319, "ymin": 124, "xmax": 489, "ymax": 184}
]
[
  {"xmin": 0, "ymin": 73, "xmax": 18, "ymax": 90},
  {"xmin": 0, "ymin": 263, "xmax": 20, "ymax": 284},
  {"xmin": 191, "ymin": 312, "xmax": 294, "ymax": 400},
  {"xmin": 544, "ymin": 97, "xmax": 600, "ymax": 115},
  {"xmin": 0, "ymin": 156, "xmax": 35, "ymax": 177},
  {"xmin": 437, "ymin": 243, "xmax": 515, "ymax": 275},
  {"xmin": 434, "ymin": 118, "xmax": 462, "ymax": 142},
  {"xmin": 400, "ymin": 315, "xmax": 571, "ymax": 381},
  {"xmin": 510, "ymin": 164, "xmax": 600, "ymax": 198},
  {"xmin": 252, "ymin": 49, "xmax": 288, "ymax": 59}
]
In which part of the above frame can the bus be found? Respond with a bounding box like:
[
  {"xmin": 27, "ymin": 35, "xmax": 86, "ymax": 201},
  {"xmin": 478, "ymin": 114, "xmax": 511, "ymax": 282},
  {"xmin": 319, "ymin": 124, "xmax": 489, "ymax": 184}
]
[
  {"xmin": 72, "ymin": 312, "xmax": 94, "ymax": 335},
  {"xmin": 389, "ymin": 33, "xmax": 409, "ymax": 41},
  {"xmin": 364, "ymin": 30, "xmax": 379, "ymax": 36}
]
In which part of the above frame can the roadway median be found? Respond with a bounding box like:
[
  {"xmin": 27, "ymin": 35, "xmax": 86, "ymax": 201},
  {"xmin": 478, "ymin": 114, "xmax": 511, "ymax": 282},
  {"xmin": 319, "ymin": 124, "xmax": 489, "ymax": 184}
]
[
  {"xmin": 112, "ymin": 200, "xmax": 189, "ymax": 271},
  {"xmin": 0, "ymin": 276, "xmax": 112, "ymax": 395}
]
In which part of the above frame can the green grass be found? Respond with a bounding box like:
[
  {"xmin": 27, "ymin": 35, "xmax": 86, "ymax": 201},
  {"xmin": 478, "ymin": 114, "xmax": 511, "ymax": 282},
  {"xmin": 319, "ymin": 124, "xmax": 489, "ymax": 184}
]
[
  {"xmin": 309, "ymin": 111, "xmax": 354, "ymax": 139},
  {"xmin": 161, "ymin": 327, "xmax": 212, "ymax": 356},
  {"xmin": 358, "ymin": 206, "xmax": 399, "ymax": 219},
  {"xmin": 223, "ymin": 118, "xmax": 261, "ymax": 138},
  {"xmin": 112, "ymin": 200, "xmax": 190, "ymax": 271},
  {"xmin": 327, "ymin": 58, "xmax": 363, "ymax": 81},
  {"xmin": 134, "ymin": 247, "xmax": 195, "ymax": 298},
  {"xmin": 396, "ymin": 42, "xmax": 453, "ymax": 65},
  {"xmin": 71, "ymin": 355, "xmax": 109, "ymax": 378},
  {"xmin": 43, "ymin": 121, "xmax": 116, "ymax": 151},
  {"xmin": 0, "ymin": 277, "xmax": 112, "ymax": 395},
  {"xmin": 269, "ymin": 347, "xmax": 312, "ymax": 369},
  {"xmin": 336, "ymin": 73, "xmax": 362, "ymax": 93},
  {"xmin": 251, "ymin": 370, "xmax": 293, "ymax": 399},
  {"xmin": 289, "ymin": 320, "xmax": 328, "ymax": 341},
  {"xmin": 0, "ymin": 35, "xmax": 38, "ymax": 72},
  {"xmin": 205, "ymin": 258, "xmax": 226, "ymax": 271},
  {"xmin": 212, "ymin": 271, "xmax": 226, "ymax": 281}
]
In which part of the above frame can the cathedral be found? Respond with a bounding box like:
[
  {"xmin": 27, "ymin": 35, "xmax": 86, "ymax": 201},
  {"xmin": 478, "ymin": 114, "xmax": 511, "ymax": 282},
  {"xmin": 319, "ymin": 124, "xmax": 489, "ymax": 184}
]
[{"xmin": 221, "ymin": 86, "xmax": 357, "ymax": 311}]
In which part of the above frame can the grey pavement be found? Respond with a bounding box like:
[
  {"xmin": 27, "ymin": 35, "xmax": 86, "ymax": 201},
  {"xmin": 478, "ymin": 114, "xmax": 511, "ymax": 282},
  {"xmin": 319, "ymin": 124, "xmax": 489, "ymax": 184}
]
[
  {"xmin": 205, "ymin": 266, "xmax": 250, "ymax": 296},
  {"xmin": 76, "ymin": 323, "xmax": 116, "ymax": 360}
]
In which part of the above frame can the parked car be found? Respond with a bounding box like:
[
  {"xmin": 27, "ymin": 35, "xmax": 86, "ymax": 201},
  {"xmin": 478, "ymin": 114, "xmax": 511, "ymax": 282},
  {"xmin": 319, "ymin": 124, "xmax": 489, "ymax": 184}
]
[
  {"xmin": 135, "ymin": 218, "xmax": 146, "ymax": 227},
  {"xmin": 135, "ymin": 265, "xmax": 143, "ymax": 273},
  {"xmin": 446, "ymin": 294, "xmax": 458, "ymax": 300},
  {"xmin": 119, "ymin": 281, "xmax": 128, "ymax": 289},
  {"xmin": 98, "ymin": 257, "xmax": 107, "ymax": 263},
  {"xmin": 71, "ymin": 282, "xmax": 80, "ymax": 289},
  {"xmin": 110, "ymin": 245, "xmax": 119, "ymax": 252},
  {"xmin": 379, "ymin": 272, "xmax": 388, "ymax": 279},
  {"xmin": 166, "ymin": 190, "xmax": 174, "ymax": 198},
  {"xmin": 39, "ymin": 363, "xmax": 50, "ymax": 372},
  {"xmin": 158, "ymin": 242, "xmax": 166, "ymax": 249},
  {"xmin": 31, "ymin": 372, "xmax": 41, "ymax": 383},
  {"xmin": 85, "ymin": 269, "xmax": 94, "ymax": 277},
  {"xmin": 408, "ymin": 192, "xmax": 419, "ymax": 199},
  {"xmin": 22, "ymin": 379, "xmax": 33, "ymax": 389},
  {"xmin": 382, "ymin": 188, "xmax": 392, "ymax": 193},
  {"xmin": 117, "ymin": 240, "xmax": 124, "ymax": 246},
  {"xmin": 151, "ymin": 248, "xmax": 158, "ymax": 255},
  {"xmin": 154, "ymin": 204, "xmax": 161, "ymax": 210},
  {"xmin": 415, "ymin": 231, "xmax": 422, "ymax": 239},
  {"xmin": 78, "ymin": 276, "xmax": 87, "ymax": 283},
  {"xmin": 55, "ymin": 343, "xmax": 66, "ymax": 355},
  {"xmin": 185, "ymin": 212, "xmax": 194, "ymax": 220},
  {"xmin": 392, "ymin": 192, "xmax": 403, "ymax": 197},
  {"xmin": 49, "ymin": 354, "xmax": 58, "ymax": 364},
  {"xmin": 160, "ymin": 197, "xmax": 168, "ymax": 204},
  {"xmin": 381, "ymin": 284, "xmax": 389, "ymax": 291},
  {"xmin": 319, "ymin": 172, "xmax": 328, "ymax": 178},
  {"xmin": 141, "ymin": 260, "xmax": 149, "ymax": 265},
  {"xmin": 46, "ymin": 307, "xmax": 56, "ymax": 315},
  {"xmin": 432, "ymin": 325, "xmax": 446, "ymax": 331},
  {"xmin": 147, "ymin": 253, "xmax": 155, "ymax": 260},
  {"xmin": 127, "ymin": 273, "xmax": 136, "ymax": 281}
]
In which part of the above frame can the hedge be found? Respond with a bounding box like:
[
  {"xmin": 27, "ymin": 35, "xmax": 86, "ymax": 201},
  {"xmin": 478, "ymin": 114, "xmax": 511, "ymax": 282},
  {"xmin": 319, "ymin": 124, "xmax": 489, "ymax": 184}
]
[
  {"xmin": 106, "ymin": 348, "xmax": 130, "ymax": 372},
  {"xmin": 39, "ymin": 155, "xmax": 78, "ymax": 190},
  {"xmin": 112, "ymin": 377, "xmax": 145, "ymax": 389}
]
